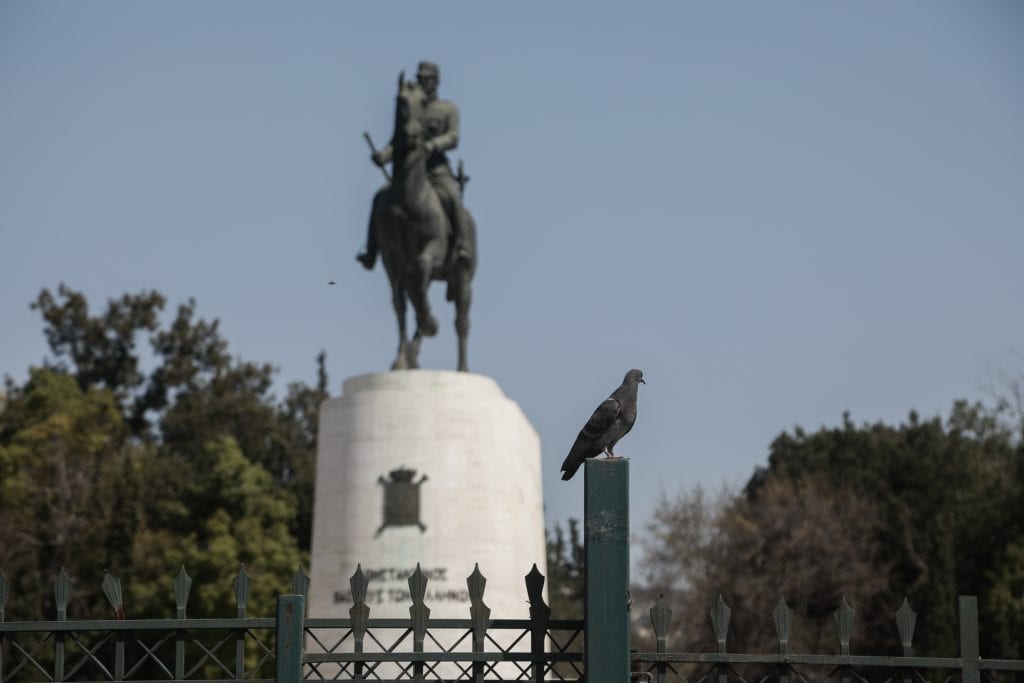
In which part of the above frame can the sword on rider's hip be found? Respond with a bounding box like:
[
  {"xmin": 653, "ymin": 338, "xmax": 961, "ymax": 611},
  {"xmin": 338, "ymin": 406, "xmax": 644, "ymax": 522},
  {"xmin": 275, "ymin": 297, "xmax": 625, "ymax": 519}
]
[
  {"xmin": 363, "ymin": 131, "xmax": 391, "ymax": 182},
  {"xmin": 456, "ymin": 159, "xmax": 470, "ymax": 198}
]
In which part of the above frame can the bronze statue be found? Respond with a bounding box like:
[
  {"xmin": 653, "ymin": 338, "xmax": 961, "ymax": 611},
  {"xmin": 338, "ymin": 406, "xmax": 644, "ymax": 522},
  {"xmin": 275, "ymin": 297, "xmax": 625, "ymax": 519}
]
[{"xmin": 357, "ymin": 62, "xmax": 477, "ymax": 372}]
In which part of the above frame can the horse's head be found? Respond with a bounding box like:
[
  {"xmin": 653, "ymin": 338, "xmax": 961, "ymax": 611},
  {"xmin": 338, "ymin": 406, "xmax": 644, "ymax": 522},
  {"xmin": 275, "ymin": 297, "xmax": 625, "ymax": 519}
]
[{"xmin": 393, "ymin": 72, "xmax": 429, "ymax": 150}]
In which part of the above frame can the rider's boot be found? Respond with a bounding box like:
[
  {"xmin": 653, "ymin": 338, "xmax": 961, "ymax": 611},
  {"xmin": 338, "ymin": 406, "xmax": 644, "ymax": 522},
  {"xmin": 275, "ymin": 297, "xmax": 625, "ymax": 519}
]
[
  {"xmin": 357, "ymin": 226, "xmax": 378, "ymax": 270},
  {"xmin": 356, "ymin": 247, "xmax": 377, "ymax": 270}
]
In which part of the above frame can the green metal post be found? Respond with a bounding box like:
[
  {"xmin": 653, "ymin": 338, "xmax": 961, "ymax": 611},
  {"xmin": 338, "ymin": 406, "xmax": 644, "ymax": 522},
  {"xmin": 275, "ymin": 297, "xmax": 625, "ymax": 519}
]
[
  {"xmin": 958, "ymin": 596, "xmax": 980, "ymax": 683},
  {"xmin": 275, "ymin": 595, "xmax": 305, "ymax": 683},
  {"xmin": 585, "ymin": 457, "xmax": 630, "ymax": 683}
]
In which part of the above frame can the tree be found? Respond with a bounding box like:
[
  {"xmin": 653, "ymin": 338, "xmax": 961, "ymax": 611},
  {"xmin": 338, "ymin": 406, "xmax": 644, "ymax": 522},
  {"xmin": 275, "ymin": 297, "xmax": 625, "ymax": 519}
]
[
  {"xmin": 0, "ymin": 368, "xmax": 137, "ymax": 618},
  {"xmin": 0, "ymin": 286, "xmax": 324, "ymax": 619},
  {"xmin": 28, "ymin": 284, "xmax": 324, "ymax": 550},
  {"xmin": 752, "ymin": 404, "xmax": 1023, "ymax": 657},
  {"xmin": 546, "ymin": 519, "xmax": 585, "ymax": 619},
  {"xmin": 636, "ymin": 403, "xmax": 1024, "ymax": 659},
  {"xmin": 31, "ymin": 285, "xmax": 164, "ymax": 428},
  {"xmin": 636, "ymin": 478, "xmax": 889, "ymax": 654},
  {"xmin": 126, "ymin": 437, "xmax": 303, "ymax": 618}
]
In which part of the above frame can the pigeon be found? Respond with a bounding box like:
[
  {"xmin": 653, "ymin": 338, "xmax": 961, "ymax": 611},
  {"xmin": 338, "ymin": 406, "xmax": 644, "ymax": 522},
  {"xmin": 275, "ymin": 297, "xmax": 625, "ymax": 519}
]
[{"xmin": 560, "ymin": 369, "xmax": 645, "ymax": 481}]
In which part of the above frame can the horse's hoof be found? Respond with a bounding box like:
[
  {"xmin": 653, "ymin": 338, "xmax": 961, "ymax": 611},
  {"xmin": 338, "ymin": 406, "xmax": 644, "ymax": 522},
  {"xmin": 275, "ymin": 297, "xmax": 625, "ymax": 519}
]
[{"xmin": 421, "ymin": 315, "xmax": 438, "ymax": 337}]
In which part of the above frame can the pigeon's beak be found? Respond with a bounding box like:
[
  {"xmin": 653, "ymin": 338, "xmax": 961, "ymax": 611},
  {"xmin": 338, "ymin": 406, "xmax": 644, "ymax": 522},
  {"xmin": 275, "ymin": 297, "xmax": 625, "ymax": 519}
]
[{"xmin": 640, "ymin": 378, "xmax": 646, "ymax": 384}]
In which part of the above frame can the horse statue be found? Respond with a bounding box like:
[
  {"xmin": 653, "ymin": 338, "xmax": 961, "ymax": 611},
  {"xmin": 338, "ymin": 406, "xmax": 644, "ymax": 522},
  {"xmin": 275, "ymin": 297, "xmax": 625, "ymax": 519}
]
[{"xmin": 364, "ymin": 74, "xmax": 477, "ymax": 372}]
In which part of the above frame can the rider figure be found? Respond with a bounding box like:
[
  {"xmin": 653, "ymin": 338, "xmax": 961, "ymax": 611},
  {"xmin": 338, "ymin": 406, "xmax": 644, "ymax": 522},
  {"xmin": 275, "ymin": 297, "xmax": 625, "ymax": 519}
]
[{"xmin": 358, "ymin": 61, "xmax": 472, "ymax": 270}]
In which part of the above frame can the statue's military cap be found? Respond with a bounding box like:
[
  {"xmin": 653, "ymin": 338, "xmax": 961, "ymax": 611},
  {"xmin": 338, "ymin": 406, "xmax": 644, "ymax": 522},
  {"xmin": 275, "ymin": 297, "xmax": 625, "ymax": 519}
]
[{"xmin": 417, "ymin": 61, "xmax": 440, "ymax": 78}]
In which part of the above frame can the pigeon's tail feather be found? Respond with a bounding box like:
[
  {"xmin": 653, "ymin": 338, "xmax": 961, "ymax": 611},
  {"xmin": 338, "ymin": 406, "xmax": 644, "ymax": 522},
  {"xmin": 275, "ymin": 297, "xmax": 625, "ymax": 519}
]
[
  {"xmin": 561, "ymin": 459, "xmax": 582, "ymax": 481},
  {"xmin": 560, "ymin": 439, "xmax": 597, "ymax": 481}
]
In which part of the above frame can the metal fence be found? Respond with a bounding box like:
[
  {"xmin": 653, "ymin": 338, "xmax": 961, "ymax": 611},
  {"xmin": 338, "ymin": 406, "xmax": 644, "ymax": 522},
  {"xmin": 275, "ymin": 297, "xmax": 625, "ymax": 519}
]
[
  {"xmin": 4, "ymin": 563, "xmax": 1023, "ymax": 683},
  {"xmin": 300, "ymin": 564, "xmax": 582, "ymax": 682},
  {"xmin": 0, "ymin": 563, "xmax": 582, "ymax": 683},
  {"xmin": 0, "ymin": 565, "xmax": 285, "ymax": 682},
  {"xmin": 2, "ymin": 568, "xmax": 1024, "ymax": 683},
  {"xmin": 632, "ymin": 593, "xmax": 1024, "ymax": 683}
]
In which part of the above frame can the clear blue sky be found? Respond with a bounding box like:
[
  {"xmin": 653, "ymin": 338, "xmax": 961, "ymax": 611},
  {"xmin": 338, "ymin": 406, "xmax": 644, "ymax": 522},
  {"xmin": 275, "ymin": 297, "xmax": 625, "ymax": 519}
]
[{"xmin": 2, "ymin": 2, "xmax": 1022, "ymax": 529}]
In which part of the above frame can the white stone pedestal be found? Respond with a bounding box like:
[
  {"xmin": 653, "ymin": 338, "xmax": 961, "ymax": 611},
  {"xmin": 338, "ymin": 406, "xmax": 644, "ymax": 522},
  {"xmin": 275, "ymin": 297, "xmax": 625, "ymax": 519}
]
[{"xmin": 308, "ymin": 370, "xmax": 547, "ymax": 621}]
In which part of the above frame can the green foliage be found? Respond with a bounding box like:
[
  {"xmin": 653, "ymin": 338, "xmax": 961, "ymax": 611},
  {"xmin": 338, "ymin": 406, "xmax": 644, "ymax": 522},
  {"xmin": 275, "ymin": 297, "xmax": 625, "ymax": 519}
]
[
  {"xmin": 747, "ymin": 403, "xmax": 1023, "ymax": 657},
  {"xmin": 546, "ymin": 519, "xmax": 584, "ymax": 619},
  {"xmin": 638, "ymin": 403, "xmax": 1023, "ymax": 659},
  {"xmin": 31, "ymin": 285, "xmax": 164, "ymax": 416},
  {"xmin": 27, "ymin": 284, "xmax": 326, "ymax": 549},
  {"xmin": 127, "ymin": 437, "xmax": 302, "ymax": 618},
  {"xmin": 0, "ymin": 285, "xmax": 325, "ymax": 620},
  {"xmin": 0, "ymin": 368, "xmax": 135, "ymax": 617}
]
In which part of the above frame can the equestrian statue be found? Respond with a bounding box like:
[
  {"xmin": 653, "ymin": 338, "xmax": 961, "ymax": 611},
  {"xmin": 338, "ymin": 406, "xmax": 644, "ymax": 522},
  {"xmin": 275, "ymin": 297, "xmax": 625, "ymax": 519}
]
[{"xmin": 357, "ymin": 61, "xmax": 477, "ymax": 372}]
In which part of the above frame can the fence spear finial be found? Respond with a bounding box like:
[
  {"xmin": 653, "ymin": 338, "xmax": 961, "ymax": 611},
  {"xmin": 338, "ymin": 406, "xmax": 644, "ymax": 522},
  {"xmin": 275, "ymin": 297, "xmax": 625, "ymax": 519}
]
[
  {"xmin": 174, "ymin": 566, "xmax": 192, "ymax": 619},
  {"xmin": 101, "ymin": 572, "xmax": 125, "ymax": 619}
]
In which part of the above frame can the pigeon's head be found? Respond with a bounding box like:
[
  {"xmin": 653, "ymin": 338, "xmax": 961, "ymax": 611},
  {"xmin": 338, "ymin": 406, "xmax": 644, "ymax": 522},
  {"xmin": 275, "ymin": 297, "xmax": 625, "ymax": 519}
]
[{"xmin": 625, "ymin": 369, "xmax": 645, "ymax": 385}]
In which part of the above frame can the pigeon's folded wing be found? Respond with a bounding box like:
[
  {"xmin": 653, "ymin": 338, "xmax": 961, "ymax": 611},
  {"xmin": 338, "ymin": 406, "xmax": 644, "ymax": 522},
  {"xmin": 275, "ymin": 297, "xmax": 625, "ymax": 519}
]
[
  {"xmin": 560, "ymin": 397, "xmax": 621, "ymax": 480},
  {"xmin": 579, "ymin": 397, "xmax": 620, "ymax": 440}
]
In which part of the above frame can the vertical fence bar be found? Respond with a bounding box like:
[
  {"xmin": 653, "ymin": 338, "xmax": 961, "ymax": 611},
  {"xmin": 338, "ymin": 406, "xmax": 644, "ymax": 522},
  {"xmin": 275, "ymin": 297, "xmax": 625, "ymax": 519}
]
[
  {"xmin": 276, "ymin": 595, "xmax": 304, "ymax": 683},
  {"xmin": 53, "ymin": 568, "xmax": 73, "ymax": 682},
  {"xmin": 350, "ymin": 566, "xmax": 370, "ymax": 683},
  {"xmin": 409, "ymin": 565, "xmax": 430, "ymax": 683},
  {"xmin": 526, "ymin": 565, "xmax": 551, "ymax": 683},
  {"xmin": 585, "ymin": 457, "xmax": 630, "ymax": 683},
  {"xmin": 773, "ymin": 596, "xmax": 793, "ymax": 683},
  {"xmin": 711, "ymin": 596, "xmax": 731, "ymax": 683},
  {"xmin": 234, "ymin": 564, "xmax": 252, "ymax": 680},
  {"xmin": 834, "ymin": 597, "xmax": 855, "ymax": 683},
  {"xmin": 958, "ymin": 596, "xmax": 980, "ymax": 683},
  {"xmin": 895, "ymin": 598, "xmax": 917, "ymax": 683},
  {"xmin": 174, "ymin": 566, "xmax": 192, "ymax": 681},
  {"xmin": 468, "ymin": 565, "xmax": 490, "ymax": 683},
  {"xmin": 650, "ymin": 596, "xmax": 672, "ymax": 683},
  {"xmin": 102, "ymin": 573, "xmax": 126, "ymax": 680},
  {"xmin": 114, "ymin": 628, "xmax": 126, "ymax": 680}
]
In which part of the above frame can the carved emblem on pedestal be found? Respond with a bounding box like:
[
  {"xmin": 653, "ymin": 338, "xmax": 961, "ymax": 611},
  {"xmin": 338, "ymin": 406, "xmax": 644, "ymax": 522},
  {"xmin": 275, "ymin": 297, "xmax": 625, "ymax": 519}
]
[{"xmin": 376, "ymin": 467, "xmax": 428, "ymax": 536}]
